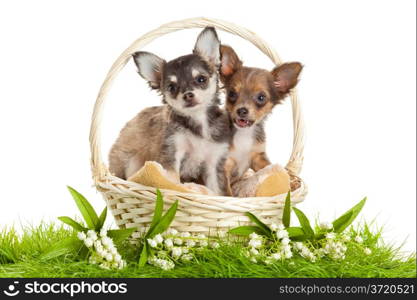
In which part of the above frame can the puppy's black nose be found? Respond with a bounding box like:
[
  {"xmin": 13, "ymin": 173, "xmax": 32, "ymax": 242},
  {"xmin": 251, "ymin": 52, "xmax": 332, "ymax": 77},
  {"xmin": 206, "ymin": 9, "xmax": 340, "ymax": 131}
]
[
  {"xmin": 237, "ymin": 107, "xmax": 248, "ymax": 118},
  {"xmin": 183, "ymin": 92, "xmax": 195, "ymax": 102}
]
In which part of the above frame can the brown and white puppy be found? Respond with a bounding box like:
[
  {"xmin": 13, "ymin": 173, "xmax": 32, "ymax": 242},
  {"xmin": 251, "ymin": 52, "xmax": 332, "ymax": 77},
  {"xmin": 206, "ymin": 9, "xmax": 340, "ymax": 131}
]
[
  {"xmin": 109, "ymin": 28, "xmax": 231, "ymax": 195},
  {"xmin": 220, "ymin": 45, "xmax": 303, "ymax": 192}
]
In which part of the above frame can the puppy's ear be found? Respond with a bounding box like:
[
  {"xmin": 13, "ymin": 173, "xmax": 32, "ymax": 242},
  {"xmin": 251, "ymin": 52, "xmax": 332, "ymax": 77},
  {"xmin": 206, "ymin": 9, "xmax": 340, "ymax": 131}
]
[
  {"xmin": 220, "ymin": 45, "xmax": 242, "ymax": 79},
  {"xmin": 194, "ymin": 27, "xmax": 221, "ymax": 65},
  {"xmin": 271, "ymin": 62, "xmax": 303, "ymax": 94},
  {"xmin": 132, "ymin": 51, "xmax": 165, "ymax": 89}
]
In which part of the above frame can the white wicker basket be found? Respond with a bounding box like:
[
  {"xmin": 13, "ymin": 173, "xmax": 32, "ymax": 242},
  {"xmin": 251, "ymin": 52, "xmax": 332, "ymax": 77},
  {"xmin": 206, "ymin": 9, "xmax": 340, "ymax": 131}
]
[{"xmin": 89, "ymin": 17, "xmax": 308, "ymax": 238}]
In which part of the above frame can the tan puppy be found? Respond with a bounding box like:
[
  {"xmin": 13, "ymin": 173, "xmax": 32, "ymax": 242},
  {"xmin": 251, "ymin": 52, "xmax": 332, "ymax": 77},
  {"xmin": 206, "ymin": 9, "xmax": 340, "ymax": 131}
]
[{"xmin": 220, "ymin": 45, "xmax": 303, "ymax": 194}]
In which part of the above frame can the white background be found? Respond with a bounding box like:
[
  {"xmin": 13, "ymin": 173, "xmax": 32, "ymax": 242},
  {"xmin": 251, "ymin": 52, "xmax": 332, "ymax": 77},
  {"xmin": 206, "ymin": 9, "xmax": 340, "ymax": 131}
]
[{"xmin": 0, "ymin": 0, "xmax": 415, "ymax": 253}]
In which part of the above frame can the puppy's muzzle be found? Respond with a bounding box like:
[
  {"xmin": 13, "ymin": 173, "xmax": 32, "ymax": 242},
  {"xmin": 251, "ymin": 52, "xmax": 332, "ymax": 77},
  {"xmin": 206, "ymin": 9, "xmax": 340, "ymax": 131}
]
[
  {"xmin": 236, "ymin": 107, "xmax": 249, "ymax": 118},
  {"xmin": 183, "ymin": 92, "xmax": 198, "ymax": 107}
]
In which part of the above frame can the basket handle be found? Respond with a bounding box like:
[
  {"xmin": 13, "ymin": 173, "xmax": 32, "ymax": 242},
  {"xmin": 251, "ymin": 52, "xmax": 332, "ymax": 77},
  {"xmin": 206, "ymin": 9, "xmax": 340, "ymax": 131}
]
[{"xmin": 89, "ymin": 17, "xmax": 305, "ymax": 183}]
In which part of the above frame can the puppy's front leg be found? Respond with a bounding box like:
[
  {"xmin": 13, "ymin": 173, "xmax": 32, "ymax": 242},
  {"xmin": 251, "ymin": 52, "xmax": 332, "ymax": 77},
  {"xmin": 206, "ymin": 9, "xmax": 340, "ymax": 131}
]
[
  {"xmin": 203, "ymin": 156, "xmax": 229, "ymax": 196},
  {"xmin": 159, "ymin": 138, "xmax": 183, "ymax": 184},
  {"xmin": 250, "ymin": 151, "xmax": 271, "ymax": 172},
  {"xmin": 224, "ymin": 157, "xmax": 237, "ymax": 196}
]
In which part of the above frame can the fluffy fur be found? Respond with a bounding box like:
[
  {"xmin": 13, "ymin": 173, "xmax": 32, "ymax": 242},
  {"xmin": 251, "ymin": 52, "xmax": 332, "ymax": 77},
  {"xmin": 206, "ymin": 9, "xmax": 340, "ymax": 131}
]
[
  {"xmin": 109, "ymin": 28, "xmax": 232, "ymax": 195},
  {"xmin": 220, "ymin": 45, "xmax": 303, "ymax": 192}
]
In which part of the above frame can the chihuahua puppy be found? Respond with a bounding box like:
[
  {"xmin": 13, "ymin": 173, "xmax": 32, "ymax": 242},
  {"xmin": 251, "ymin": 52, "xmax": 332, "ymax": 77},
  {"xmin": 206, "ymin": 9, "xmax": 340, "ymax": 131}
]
[
  {"xmin": 220, "ymin": 45, "xmax": 303, "ymax": 192},
  {"xmin": 109, "ymin": 28, "xmax": 231, "ymax": 195}
]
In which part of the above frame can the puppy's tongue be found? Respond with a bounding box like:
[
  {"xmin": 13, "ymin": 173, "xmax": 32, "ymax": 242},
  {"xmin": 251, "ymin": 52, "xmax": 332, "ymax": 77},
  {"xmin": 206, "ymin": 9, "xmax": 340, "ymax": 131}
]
[{"xmin": 237, "ymin": 118, "xmax": 250, "ymax": 127}]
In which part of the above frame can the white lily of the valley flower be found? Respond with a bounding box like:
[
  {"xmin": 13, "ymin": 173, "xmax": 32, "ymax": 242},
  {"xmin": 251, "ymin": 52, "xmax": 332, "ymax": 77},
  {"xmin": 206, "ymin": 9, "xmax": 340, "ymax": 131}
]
[
  {"xmin": 354, "ymin": 236, "xmax": 363, "ymax": 243},
  {"xmin": 281, "ymin": 237, "xmax": 290, "ymax": 245},
  {"xmin": 114, "ymin": 254, "xmax": 122, "ymax": 263},
  {"xmin": 249, "ymin": 232, "xmax": 260, "ymax": 240},
  {"xmin": 118, "ymin": 260, "xmax": 127, "ymax": 269},
  {"xmin": 99, "ymin": 228, "xmax": 107, "ymax": 237},
  {"xmin": 154, "ymin": 234, "xmax": 163, "ymax": 244},
  {"xmin": 277, "ymin": 223, "xmax": 285, "ymax": 231},
  {"xmin": 89, "ymin": 256, "xmax": 97, "ymax": 264},
  {"xmin": 97, "ymin": 249, "xmax": 106, "ymax": 258},
  {"xmin": 308, "ymin": 253, "xmax": 317, "ymax": 262},
  {"xmin": 147, "ymin": 238, "xmax": 158, "ymax": 248},
  {"xmin": 326, "ymin": 232, "xmax": 336, "ymax": 240},
  {"xmin": 364, "ymin": 247, "xmax": 372, "ymax": 255},
  {"xmin": 271, "ymin": 253, "xmax": 282, "ymax": 260},
  {"xmin": 276, "ymin": 229, "xmax": 289, "ymax": 240},
  {"xmin": 341, "ymin": 234, "xmax": 351, "ymax": 242},
  {"xmin": 77, "ymin": 232, "xmax": 87, "ymax": 241},
  {"xmin": 181, "ymin": 254, "xmax": 193, "ymax": 261},
  {"xmin": 284, "ymin": 251, "xmax": 293, "ymax": 259},
  {"xmin": 99, "ymin": 262, "xmax": 110, "ymax": 270},
  {"xmin": 249, "ymin": 248, "xmax": 259, "ymax": 256},
  {"xmin": 109, "ymin": 246, "xmax": 117, "ymax": 255},
  {"xmin": 180, "ymin": 232, "xmax": 191, "ymax": 238},
  {"xmin": 210, "ymin": 242, "xmax": 220, "ymax": 249},
  {"xmin": 197, "ymin": 233, "xmax": 206, "ymax": 239},
  {"xmin": 186, "ymin": 240, "xmax": 196, "ymax": 248},
  {"xmin": 94, "ymin": 240, "xmax": 102, "ymax": 249},
  {"xmin": 283, "ymin": 245, "xmax": 292, "ymax": 253},
  {"xmin": 105, "ymin": 253, "xmax": 113, "ymax": 262},
  {"xmin": 174, "ymin": 238, "xmax": 183, "ymax": 246},
  {"xmin": 87, "ymin": 230, "xmax": 98, "ymax": 241},
  {"xmin": 171, "ymin": 247, "xmax": 182, "ymax": 258},
  {"xmin": 160, "ymin": 259, "xmax": 175, "ymax": 270},
  {"xmin": 301, "ymin": 248, "xmax": 311, "ymax": 257},
  {"xmin": 294, "ymin": 242, "xmax": 304, "ymax": 250},
  {"xmin": 164, "ymin": 239, "xmax": 173, "ymax": 248},
  {"xmin": 320, "ymin": 222, "xmax": 333, "ymax": 230},
  {"xmin": 270, "ymin": 223, "xmax": 279, "ymax": 231},
  {"xmin": 166, "ymin": 228, "xmax": 178, "ymax": 236},
  {"xmin": 199, "ymin": 240, "xmax": 208, "ymax": 247},
  {"xmin": 249, "ymin": 238, "xmax": 262, "ymax": 249},
  {"xmin": 84, "ymin": 237, "xmax": 94, "ymax": 248},
  {"xmin": 101, "ymin": 236, "xmax": 113, "ymax": 248}
]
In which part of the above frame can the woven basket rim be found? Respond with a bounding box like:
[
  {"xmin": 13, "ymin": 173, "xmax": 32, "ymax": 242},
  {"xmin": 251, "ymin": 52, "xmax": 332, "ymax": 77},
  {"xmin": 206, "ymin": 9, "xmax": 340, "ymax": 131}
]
[{"xmin": 97, "ymin": 172, "xmax": 307, "ymax": 202}]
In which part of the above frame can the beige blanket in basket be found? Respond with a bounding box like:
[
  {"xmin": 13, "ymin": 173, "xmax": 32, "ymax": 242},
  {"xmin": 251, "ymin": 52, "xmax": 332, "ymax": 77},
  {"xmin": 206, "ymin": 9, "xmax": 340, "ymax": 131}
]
[{"xmin": 127, "ymin": 161, "xmax": 290, "ymax": 197}]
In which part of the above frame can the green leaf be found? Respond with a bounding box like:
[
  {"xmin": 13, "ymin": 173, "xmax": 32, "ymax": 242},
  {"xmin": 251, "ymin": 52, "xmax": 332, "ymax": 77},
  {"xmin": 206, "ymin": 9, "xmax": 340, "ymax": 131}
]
[
  {"xmin": 107, "ymin": 227, "xmax": 136, "ymax": 244},
  {"xmin": 146, "ymin": 201, "xmax": 178, "ymax": 238},
  {"xmin": 228, "ymin": 226, "xmax": 264, "ymax": 236},
  {"xmin": 332, "ymin": 197, "xmax": 367, "ymax": 233},
  {"xmin": 282, "ymin": 191, "xmax": 291, "ymax": 228},
  {"xmin": 58, "ymin": 216, "xmax": 87, "ymax": 232},
  {"xmin": 67, "ymin": 186, "xmax": 99, "ymax": 230},
  {"xmin": 245, "ymin": 212, "xmax": 273, "ymax": 238},
  {"xmin": 40, "ymin": 237, "xmax": 83, "ymax": 260},
  {"xmin": 138, "ymin": 244, "xmax": 148, "ymax": 267},
  {"xmin": 292, "ymin": 207, "xmax": 315, "ymax": 238},
  {"xmin": 96, "ymin": 207, "xmax": 107, "ymax": 231},
  {"xmin": 147, "ymin": 189, "xmax": 164, "ymax": 235},
  {"xmin": 286, "ymin": 226, "xmax": 305, "ymax": 238}
]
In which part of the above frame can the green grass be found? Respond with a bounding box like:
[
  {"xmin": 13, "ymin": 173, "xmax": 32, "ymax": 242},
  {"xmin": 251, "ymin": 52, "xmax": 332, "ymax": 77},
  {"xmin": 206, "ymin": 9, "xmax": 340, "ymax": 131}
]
[{"xmin": 0, "ymin": 222, "xmax": 415, "ymax": 278}]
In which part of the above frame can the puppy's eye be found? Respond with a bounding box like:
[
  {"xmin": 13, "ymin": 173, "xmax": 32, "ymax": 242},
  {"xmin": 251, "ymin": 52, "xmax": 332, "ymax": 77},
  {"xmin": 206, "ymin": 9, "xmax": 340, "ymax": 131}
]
[
  {"xmin": 256, "ymin": 93, "xmax": 267, "ymax": 104},
  {"xmin": 167, "ymin": 83, "xmax": 177, "ymax": 93},
  {"xmin": 196, "ymin": 75, "xmax": 207, "ymax": 84},
  {"xmin": 228, "ymin": 90, "xmax": 238, "ymax": 102}
]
